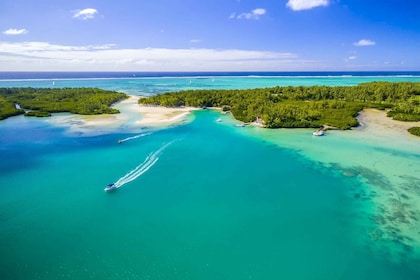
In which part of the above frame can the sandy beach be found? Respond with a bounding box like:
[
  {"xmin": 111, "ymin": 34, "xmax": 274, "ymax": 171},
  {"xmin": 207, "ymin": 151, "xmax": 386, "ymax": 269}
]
[
  {"xmin": 357, "ymin": 108, "xmax": 419, "ymax": 135},
  {"xmin": 48, "ymin": 96, "xmax": 198, "ymax": 135}
]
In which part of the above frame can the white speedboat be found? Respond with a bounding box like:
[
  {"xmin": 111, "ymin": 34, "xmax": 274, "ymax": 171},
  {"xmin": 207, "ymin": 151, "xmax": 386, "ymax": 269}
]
[
  {"xmin": 104, "ymin": 183, "xmax": 117, "ymax": 192},
  {"xmin": 313, "ymin": 130, "xmax": 325, "ymax": 136}
]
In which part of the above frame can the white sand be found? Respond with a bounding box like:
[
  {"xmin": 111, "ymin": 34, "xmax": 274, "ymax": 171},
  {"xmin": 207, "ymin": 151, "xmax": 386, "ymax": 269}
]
[
  {"xmin": 47, "ymin": 96, "xmax": 197, "ymax": 135},
  {"xmin": 134, "ymin": 104, "xmax": 196, "ymax": 126},
  {"xmin": 357, "ymin": 108, "xmax": 419, "ymax": 136}
]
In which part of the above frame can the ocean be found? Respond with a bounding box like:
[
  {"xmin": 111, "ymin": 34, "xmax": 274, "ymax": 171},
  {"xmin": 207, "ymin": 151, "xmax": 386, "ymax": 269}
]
[{"xmin": 0, "ymin": 72, "xmax": 419, "ymax": 279}]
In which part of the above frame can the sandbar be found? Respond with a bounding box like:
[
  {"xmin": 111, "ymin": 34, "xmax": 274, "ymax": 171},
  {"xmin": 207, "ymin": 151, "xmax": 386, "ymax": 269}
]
[
  {"xmin": 47, "ymin": 96, "xmax": 197, "ymax": 136},
  {"xmin": 357, "ymin": 108, "xmax": 419, "ymax": 135}
]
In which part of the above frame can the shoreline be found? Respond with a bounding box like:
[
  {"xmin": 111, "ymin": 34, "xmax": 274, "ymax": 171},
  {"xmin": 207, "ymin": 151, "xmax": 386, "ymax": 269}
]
[
  {"xmin": 47, "ymin": 95, "xmax": 198, "ymax": 135},
  {"xmin": 44, "ymin": 93, "xmax": 420, "ymax": 139},
  {"xmin": 357, "ymin": 108, "xmax": 419, "ymax": 134},
  {"xmin": 355, "ymin": 108, "xmax": 420, "ymax": 140}
]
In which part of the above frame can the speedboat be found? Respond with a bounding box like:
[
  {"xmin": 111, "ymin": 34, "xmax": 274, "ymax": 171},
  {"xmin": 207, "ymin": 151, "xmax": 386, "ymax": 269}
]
[{"xmin": 104, "ymin": 183, "xmax": 117, "ymax": 192}]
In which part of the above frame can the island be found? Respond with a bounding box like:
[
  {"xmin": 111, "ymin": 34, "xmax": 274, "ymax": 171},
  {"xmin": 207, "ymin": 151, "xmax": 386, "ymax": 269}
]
[
  {"xmin": 0, "ymin": 87, "xmax": 128, "ymax": 120},
  {"xmin": 1, "ymin": 82, "xmax": 419, "ymax": 137},
  {"xmin": 139, "ymin": 81, "xmax": 420, "ymax": 136}
]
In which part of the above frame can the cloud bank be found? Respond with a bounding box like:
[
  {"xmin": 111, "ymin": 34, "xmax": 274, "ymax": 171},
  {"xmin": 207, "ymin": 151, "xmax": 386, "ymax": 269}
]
[
  {"xmin": 3, "ymin": 28, "xmax": 28, "ymax": 35},
  {"xmin": 286, "ymin": 0, "xmax": 329, "ymax": 11},
  {"xmin": 73, "ymin": 8, "xmax": 99, "ymax": 20},
  {"xmin": 0, "ymin": 41, "xmax": 305, "ymax": 71}
]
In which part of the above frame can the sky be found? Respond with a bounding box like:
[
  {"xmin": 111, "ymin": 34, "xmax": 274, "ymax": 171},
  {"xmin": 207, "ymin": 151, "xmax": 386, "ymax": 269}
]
[{"xmin": 0, "ymin": 0, "xmax": 419, "ymax": 72}]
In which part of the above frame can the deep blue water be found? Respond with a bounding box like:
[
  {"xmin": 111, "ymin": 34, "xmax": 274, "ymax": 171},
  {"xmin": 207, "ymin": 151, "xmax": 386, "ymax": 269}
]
[{"xmin": 1, "ymin": 71, "xmax": 419, "ymax": 80}]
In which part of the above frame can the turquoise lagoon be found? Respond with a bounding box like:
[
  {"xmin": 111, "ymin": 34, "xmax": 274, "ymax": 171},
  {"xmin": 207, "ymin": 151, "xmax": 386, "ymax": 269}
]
[{"xmin": 0, "ymin": 73, "xmax": 419, "ymax": 279}]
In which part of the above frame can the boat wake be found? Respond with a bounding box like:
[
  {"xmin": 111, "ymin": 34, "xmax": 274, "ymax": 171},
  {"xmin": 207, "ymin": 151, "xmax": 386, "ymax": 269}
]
[
  {"xmin": 118, "ymin": 132, "xmax": 152, "ymax": 144},
  {"xmin": 113, "ymin": 141, "xmax": 174, "ymax": 188}
]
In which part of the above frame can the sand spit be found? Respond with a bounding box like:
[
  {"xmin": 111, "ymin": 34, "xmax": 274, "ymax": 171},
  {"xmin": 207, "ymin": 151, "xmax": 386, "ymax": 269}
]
[
  {"xmin": 357, "ymin": 108, "xmax": 419, "ymax": 136},
  {"xmin": 47, "ymin": 96, "xmax": 197, "ymax": 136}
]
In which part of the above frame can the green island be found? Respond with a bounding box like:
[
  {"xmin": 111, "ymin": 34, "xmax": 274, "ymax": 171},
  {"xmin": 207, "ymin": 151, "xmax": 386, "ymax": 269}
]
[
  {"xmin": 1, "ymin": 83, "xmax": 419, "ymax": 137},
  {"xmin": 0, "ymin": 87, "xmax": 128, "ymax": 120},
  {"xmin": 139, "ymin": 81, "xmax": 420, "ymax": 136}
]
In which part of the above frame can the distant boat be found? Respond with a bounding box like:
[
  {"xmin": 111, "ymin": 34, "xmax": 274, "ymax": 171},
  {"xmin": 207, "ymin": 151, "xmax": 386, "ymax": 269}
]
[
  {"xmin": 216, "ymin": 118, "xmax": 222, "ymax": 122},
  {"xmin": 104, "ymin": 183, "xmax": 117, "ymax": 192},
  {"xmin": 236, "ymin": 123, "xmax": 245, "ymax": 127},
  {"xmin": 313, "ymin": 130, "xmax": 325, "ymax": 136},
  {"xmin": 52, "ymin": 81, "xmax": 55, "ymax": 86}
]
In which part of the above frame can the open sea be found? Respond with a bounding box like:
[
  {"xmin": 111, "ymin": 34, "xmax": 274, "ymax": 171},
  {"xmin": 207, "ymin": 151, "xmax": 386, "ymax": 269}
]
[{"xmin": 1, "ymin": 72, "xmax": 420, "ymax": 279}]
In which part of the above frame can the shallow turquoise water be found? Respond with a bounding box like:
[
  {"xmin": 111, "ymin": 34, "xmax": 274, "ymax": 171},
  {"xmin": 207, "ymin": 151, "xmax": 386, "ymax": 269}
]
[{"xmin": 1, "ymin": 75, "xmax": 419, "ymax": 279}]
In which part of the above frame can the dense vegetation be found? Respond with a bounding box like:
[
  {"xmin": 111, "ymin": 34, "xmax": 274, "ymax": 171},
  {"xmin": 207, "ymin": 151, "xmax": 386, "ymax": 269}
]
[
  {"xmin": 140, "ymin": 82, "xmax": 420, "ymax": 130},
  {"xmin": 408, "ymin": 127, "xmax": 420, "ymax": 137},
  {"xmin": 0, "ymin": 87, "xmax": 128, "ymax": 120}
]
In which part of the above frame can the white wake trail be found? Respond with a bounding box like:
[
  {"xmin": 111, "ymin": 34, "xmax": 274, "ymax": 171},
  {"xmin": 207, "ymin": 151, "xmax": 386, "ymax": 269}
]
[
  {"xmin": 113, "ymin": 140, "xmax": 175, "ymax": 188},
  {"xmin": 114, "ymin": 156, "xmax": 157, "ymax": 187},
  {"xmin": 118, "ymin": 132, "xmax": 152, "ymax": 143},
  {"xmin": 114, "ymin": 154, "xmax": 152, "ymax": 186}
]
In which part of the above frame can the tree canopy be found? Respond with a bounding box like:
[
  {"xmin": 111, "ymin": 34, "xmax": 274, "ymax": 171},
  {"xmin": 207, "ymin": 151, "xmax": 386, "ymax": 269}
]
[
  {"xmin": 139, "ymin": 82, "xmax": 420, "ymax": 131},
  {"xmin": 0, "ymin": 87, "xmax": 128, "ymax": 120}
]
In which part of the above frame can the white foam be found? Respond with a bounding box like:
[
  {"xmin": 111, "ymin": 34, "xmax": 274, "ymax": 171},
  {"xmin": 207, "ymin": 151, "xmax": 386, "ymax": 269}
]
[
  {"xmin": 119, "ymin": 132, "xmax": 152, "ymax": 143},
  {"xmin": 113, "ymin": 141, "xmax": 174, "ymax": 188}
]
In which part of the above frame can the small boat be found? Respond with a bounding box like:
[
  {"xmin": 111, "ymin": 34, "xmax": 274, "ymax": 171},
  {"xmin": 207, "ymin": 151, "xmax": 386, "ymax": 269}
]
[
  {"xmin": 313, "ymin": 130, "xmax": 325, "ymax": 136},
  {"xmin": 236, "ymin": 123, "xmax": 245, "ymax": 127},
  {"xmin": 104, "ymin": 183, "xmax": 117, "ymax": 192},
  {"xmin": 216, "ymin": 118, "xmax": 222, "ymax": 122}
]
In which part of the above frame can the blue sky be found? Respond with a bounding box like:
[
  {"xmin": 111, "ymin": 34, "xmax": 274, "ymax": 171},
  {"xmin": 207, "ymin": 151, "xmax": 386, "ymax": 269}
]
[{"xmin": 0, "ymin": 0, "xmax": 419, "ymax": 71}]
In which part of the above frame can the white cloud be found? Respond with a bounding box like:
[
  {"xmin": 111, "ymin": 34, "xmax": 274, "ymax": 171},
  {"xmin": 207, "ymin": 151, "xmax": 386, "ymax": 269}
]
[
  {"xmin": 0, "ymin": 42, "xmax": 115, "ymax": 52},
  {"xmin": 190, "ymin": 39, "xmax": 201, "ymax": 43},
  {"xmin": 286, "ymin": 0, "xmax": 329, "ymax": 11},
  {"xmin": 0, "ymin": 41, "xmax": 305, "ymax": 71},
  {"xmin": 353, "ymin": 39, "xmax": 376, "ymax": 47},
  {"xmin": 231, "ymin": 8, "xmax": 266, "ymax": 20},
  {"xmin": 345, "ymin": 56, "xmax": 357, "ymax": 62},
  {"xmin": 72, "ymin": 8, "xmax": 99, "ymax": 20},
  {"xmin": 3, "ymin": 28, "xmax": 28, "ymax": 35}
]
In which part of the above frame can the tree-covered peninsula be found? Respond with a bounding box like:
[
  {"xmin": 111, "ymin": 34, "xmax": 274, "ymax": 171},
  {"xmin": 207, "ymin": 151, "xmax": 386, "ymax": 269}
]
[
  {"xmin": 139, "ymin": 82, "xmax": 420, "ymax": 134},
  {"xmin": 0, "ymin": 87, "xmax": 128, "ymax": 120}
]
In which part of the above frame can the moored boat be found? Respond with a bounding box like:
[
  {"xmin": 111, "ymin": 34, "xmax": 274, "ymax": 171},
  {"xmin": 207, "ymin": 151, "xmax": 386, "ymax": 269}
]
[{"xmin": 313, "ymin": 130, "xmax": 325, "ymax": 136}]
